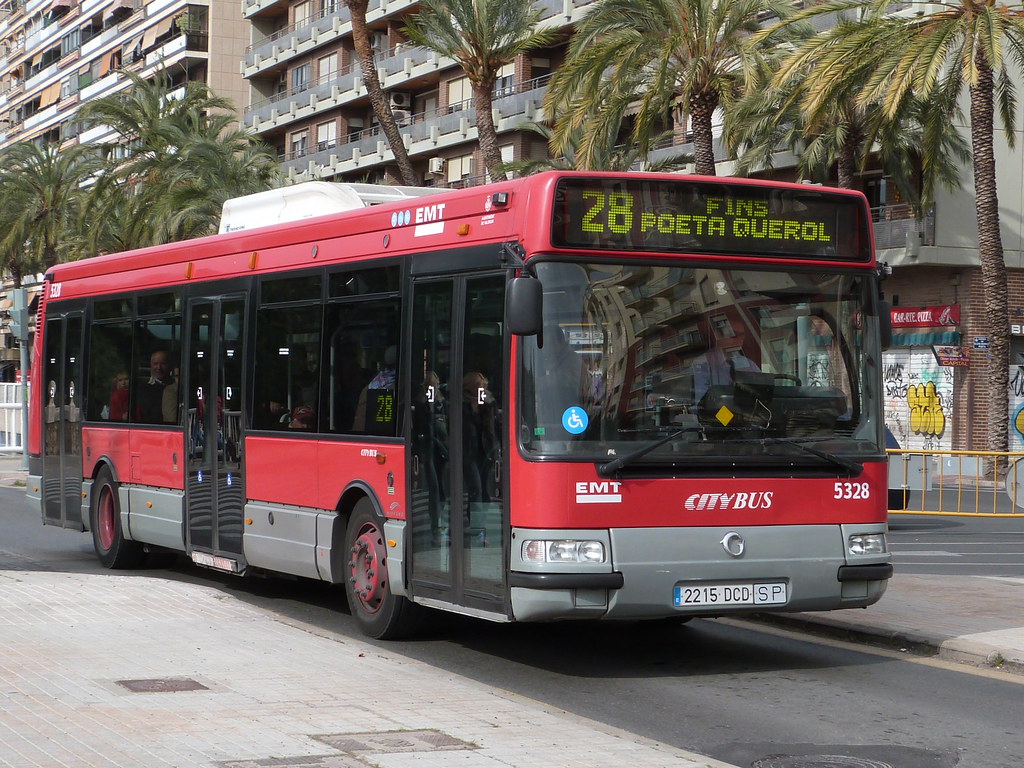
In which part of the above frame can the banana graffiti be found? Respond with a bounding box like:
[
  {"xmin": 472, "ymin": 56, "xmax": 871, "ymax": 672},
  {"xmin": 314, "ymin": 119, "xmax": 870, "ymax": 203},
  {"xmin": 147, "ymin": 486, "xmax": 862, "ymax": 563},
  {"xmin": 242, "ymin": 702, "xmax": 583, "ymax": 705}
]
[
  {"xmin": 907, "ymin": 381, "xmax": 945, "ymax": 437},
  {"xmin": 1015, "ymin": 405, "xmax": 1024, "ymax": 442}
]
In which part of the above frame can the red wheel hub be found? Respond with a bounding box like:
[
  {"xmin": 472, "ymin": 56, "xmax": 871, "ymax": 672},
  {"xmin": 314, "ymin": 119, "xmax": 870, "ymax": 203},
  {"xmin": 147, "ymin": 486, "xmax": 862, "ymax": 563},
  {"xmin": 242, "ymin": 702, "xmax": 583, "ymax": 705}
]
[
  {"xmin": 97, "ymin": 488, "xmax": 116, "ymax": 551},
  {"xmin": 349, "ymin": 523, "xmax": 386, "ymax": 614}
]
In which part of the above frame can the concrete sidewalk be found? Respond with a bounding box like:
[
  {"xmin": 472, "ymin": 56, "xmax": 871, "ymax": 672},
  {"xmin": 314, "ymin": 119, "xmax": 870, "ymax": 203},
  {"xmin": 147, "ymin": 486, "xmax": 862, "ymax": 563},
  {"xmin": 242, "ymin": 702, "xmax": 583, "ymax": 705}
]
[{"xmin": 0, "ymin": 568, "xmax": 738, "ymax": 768}]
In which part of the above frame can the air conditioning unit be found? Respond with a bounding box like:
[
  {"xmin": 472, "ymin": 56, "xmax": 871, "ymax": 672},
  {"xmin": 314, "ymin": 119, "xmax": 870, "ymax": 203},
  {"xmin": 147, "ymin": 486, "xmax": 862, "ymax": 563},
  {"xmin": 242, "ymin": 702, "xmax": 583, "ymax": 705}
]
[
  {"xmin": 389, "ymin": 91, "xmax": 412, "ymax": 109},
  {"xmin": 428, "ymin": 157, "xmax": 445, "ymax": 175},
  {"xmin": 392, "ymin": 109, "xmax": 412, "ymax": 126}
]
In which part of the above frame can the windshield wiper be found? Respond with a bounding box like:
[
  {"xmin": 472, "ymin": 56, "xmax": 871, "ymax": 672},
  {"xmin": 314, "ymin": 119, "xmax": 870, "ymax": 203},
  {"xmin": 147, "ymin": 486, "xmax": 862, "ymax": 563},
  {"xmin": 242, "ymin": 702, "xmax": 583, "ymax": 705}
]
[
  {"xmin": 754, "ymin": 437, "xmax": 863, "ymax": 476},
  {"xmin": 598, "ymin": 432, "xmax": 864, "ymax": 477},
  {"xmin": 597, "ymin": 427, "xmax": 704, "ymax": 477}
]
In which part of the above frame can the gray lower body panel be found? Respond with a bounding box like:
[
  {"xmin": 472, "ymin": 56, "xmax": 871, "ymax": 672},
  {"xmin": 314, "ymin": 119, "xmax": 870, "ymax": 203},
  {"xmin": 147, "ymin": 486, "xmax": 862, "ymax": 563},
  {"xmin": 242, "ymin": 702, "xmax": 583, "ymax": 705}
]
[{"xmin": 510, "ymin": 524, "xmax": 889, "ymax": 622}]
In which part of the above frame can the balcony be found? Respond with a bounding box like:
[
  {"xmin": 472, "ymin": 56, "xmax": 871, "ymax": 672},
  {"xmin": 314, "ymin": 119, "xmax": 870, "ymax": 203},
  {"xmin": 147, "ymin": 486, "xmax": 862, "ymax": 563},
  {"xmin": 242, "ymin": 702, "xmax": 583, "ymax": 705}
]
[
  {"xmin": 279, "ymin": 74, "xmax": 551, "ymax": 179},
  {"xmin": 872, "ymin": 203, "xmax": 934, "ymax": 250},
  {"xmin": 245, "ymin": 4, "xmax": 346, "ymax": 70},
  {"xmin": 246, "ymin": 63, "xmax": 361, "ymax": 127},
  {"xmin": 245, "ymin": 0, "xmax": 596, "ymax": 73}
]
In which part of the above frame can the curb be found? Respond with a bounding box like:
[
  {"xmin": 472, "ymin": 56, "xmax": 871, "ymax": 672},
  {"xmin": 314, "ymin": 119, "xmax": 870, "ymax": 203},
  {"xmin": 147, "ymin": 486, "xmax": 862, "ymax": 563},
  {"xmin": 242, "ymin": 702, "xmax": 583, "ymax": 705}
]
[{"xmin": 753, "ymin": 612, "xmax": 1024, "ymax": 675}]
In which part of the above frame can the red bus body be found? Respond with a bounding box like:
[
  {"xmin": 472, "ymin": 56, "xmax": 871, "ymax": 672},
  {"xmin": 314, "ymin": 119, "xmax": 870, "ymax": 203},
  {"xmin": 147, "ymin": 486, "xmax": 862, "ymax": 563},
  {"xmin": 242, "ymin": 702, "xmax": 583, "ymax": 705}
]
[{"xmin": 29, "ymin": 172, "xmax": 891, "ymax": 638}]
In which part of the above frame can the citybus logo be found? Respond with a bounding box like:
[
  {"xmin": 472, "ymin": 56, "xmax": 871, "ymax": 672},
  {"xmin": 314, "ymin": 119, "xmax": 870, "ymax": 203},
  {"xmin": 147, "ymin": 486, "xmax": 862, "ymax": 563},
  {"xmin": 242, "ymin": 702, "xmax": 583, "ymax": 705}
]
[{"xmin": 684, "ymin": 492, "xmax": 773, "ymax": 511}]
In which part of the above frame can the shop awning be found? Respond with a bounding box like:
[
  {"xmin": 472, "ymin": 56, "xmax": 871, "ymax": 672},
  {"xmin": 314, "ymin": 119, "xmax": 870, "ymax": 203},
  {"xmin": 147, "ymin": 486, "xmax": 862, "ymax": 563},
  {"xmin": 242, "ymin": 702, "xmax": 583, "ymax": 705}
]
[{"xmin": 892, "ymin": 332, "xmax": 961, "ymax": 347}]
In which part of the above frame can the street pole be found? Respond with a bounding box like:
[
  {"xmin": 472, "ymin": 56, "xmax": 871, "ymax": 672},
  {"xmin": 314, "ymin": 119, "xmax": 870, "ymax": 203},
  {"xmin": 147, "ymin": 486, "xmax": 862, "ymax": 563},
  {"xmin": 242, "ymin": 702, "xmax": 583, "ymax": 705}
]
[{"xmin": 10, "ymin": 287, "xmax": 29, "ymax": 470}]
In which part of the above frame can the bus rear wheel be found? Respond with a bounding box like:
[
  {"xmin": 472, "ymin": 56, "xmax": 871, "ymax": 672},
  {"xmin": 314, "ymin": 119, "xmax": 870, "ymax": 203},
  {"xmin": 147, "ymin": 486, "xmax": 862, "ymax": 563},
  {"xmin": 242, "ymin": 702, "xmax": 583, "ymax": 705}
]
[
  {"xmin": 90, "ymin": 469, "xmax": 145, "ymax": 569},
  {"xmin": 344, "ymin": 498, "xmax": 419, "ymax": 639}
]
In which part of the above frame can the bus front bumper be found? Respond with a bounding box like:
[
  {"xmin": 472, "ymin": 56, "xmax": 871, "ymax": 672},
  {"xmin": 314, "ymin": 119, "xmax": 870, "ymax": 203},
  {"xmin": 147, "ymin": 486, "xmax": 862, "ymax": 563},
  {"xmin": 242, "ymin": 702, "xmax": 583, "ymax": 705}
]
[{"xmin": 508, "ymin": 524, "xmax": 890, "ymax": 623}]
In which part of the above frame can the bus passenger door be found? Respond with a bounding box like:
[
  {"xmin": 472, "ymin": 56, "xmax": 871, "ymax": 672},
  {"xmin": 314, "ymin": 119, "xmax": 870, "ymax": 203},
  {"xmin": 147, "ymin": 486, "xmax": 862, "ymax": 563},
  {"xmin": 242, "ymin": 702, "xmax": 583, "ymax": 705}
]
[
  {"xmin": 185, "ymin": 297, "xmax": 246, "ymax": 565},
  {"xmin": 409, "ymin": 273, "xmax": 506, "ymax": 614},
  {"xmin": 42, "ymin": 312, "xmax": 84, "ymax": 530}
]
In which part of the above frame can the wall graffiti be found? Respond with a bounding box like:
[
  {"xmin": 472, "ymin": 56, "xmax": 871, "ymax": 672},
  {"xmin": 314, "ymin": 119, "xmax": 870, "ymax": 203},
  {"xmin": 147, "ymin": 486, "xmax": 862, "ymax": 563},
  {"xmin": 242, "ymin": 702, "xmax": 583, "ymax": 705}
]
[
  {"xmin": 907, "ymin": 381, "xmax": 945, "ymax": 437},
  {"xmin": 1010, "ymin": 366, "xmax": 1024, "ymax": 450},
  {"xmin": 882, "ymin": 350, "xmax": 953, "ymax": 450}
]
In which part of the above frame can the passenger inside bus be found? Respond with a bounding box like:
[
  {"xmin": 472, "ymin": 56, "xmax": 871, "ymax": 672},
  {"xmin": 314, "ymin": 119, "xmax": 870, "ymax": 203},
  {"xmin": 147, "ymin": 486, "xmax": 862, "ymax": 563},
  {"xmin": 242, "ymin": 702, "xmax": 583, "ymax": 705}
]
[
  {"xmin": 108, "ymin": 371, "xmax": 130, "ymax": 421},
  {"xmin": 413, "ymin": 370, "xmax": 448, "ymax": 542},
  {"xmin": 462, "ymin": 371, "xmax": 497, "ymax": 504},
  {"xmin": 353, "ymin": 344, "xmax": 397, "ymax": 433},
  {"xmin": 134, "ymin": 349, "xmax": 173, "ymax": 423}
]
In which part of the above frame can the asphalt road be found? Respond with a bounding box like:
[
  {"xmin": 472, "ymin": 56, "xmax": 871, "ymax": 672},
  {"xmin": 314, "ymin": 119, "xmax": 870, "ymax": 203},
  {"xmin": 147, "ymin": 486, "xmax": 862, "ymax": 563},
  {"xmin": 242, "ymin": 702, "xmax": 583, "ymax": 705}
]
[
  {"xmin": 3, "ymin": 487, "xmax": 1024, "ymax": 768},
  {"xmin": 888, "ymin": 512, "xmax": 1024, "ymax": 577}
]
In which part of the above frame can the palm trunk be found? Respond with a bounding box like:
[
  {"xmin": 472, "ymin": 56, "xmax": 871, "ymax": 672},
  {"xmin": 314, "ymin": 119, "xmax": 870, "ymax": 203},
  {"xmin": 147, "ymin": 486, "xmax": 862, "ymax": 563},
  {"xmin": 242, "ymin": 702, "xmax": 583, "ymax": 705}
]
[
  {"xmin": 970, "ymin": 61, "xmax": 1009, "ymax": 453},
  {"xmin": 689, "ymin": 91, "xmax": 718, "ymax": 176},
  {"xmin": 346, "ymin": 0, "xmax": 418, "ymax": 186},
  {"xmin": 472, "ymin": 80, "xmax": 505, "ymax": 182}
]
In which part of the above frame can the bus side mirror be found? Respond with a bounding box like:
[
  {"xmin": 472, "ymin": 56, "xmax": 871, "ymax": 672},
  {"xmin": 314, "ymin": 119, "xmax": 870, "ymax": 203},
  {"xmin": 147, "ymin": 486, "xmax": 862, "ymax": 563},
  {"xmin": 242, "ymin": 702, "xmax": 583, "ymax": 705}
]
[
  {"xmin": 878, "ymin": 300, "xmax": 893, "ymax": 350},
  {"xmin": 506, "ymin": 277, "xmax": 543, "ymax": 336}
]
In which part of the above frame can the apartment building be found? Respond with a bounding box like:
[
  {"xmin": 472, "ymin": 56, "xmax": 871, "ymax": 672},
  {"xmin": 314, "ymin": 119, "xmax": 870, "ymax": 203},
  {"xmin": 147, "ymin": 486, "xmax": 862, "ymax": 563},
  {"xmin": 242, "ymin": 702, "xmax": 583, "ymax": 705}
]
[
  {"xmin": 0, "ymin": 0, "xmax": 249, "ymax": 150},
  {"xmin": 240, "ymin": 0, "xmax": 658, "ymax": 186}
]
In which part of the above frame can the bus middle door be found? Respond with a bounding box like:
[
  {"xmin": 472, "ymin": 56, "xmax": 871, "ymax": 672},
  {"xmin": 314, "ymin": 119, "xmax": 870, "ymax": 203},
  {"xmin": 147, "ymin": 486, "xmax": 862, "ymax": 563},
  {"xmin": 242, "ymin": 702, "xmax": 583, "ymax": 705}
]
[
  {"xmin": 409, "ymin": 272, "xmax": 506, "ymax": 616},
  {"xmin": 185, "ymin": 296, "xmax": 246, "ymax": 568}
]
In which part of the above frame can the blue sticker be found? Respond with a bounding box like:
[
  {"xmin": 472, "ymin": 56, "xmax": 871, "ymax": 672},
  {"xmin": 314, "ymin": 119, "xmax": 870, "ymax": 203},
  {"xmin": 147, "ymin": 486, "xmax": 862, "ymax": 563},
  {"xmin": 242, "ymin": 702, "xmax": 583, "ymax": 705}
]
[{"xmin": 562, "ymin": 407, "xmax": 589, "ymax": 435}]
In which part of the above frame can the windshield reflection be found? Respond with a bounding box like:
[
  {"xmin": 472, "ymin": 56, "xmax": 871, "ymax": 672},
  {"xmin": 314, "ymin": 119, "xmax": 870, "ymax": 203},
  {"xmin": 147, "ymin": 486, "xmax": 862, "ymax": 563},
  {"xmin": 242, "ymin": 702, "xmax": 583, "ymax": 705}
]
[{"xmin": 519, "ymin": 261, "xmax": 881, "ymax": 464}]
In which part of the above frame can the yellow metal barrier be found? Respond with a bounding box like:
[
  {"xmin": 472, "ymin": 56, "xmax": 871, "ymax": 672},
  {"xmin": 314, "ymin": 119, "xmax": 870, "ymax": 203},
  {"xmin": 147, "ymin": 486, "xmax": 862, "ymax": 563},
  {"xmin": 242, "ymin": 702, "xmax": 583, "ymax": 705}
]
[{"xmin": 887, "ymin": 448, "xmax": 1024, "ymax": 517}]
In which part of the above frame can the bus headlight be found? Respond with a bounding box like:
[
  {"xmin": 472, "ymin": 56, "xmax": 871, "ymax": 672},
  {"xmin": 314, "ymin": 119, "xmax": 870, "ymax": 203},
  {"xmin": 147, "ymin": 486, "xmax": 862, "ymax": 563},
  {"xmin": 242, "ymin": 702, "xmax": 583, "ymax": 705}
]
[
  {"xmin": 848, "ymin": 533, "xmax": 886, "ymax": 556},
  {"xmin": 522, "ymin": 539, "xmax": 606, "ymax": 564}
]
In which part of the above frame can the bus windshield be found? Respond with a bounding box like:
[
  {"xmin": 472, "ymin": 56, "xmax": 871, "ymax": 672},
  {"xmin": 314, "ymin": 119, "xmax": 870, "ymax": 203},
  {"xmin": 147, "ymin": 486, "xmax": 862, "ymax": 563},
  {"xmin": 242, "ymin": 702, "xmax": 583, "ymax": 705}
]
[{"xmin": 519, "ymin": 260, "xmax": 883, "ymax": 466}]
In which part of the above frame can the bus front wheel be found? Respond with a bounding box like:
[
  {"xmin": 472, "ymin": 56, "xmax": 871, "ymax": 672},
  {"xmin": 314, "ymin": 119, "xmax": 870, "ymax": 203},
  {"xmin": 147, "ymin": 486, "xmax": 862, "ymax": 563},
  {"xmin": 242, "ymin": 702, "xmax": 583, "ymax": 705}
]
[
  {"xmin": 90, "ymin": 469, "xmax": 145, "ymax": 569},
  {"xmin": 344, "ymin": 498, "xmax": 419, "ymax": 639}
]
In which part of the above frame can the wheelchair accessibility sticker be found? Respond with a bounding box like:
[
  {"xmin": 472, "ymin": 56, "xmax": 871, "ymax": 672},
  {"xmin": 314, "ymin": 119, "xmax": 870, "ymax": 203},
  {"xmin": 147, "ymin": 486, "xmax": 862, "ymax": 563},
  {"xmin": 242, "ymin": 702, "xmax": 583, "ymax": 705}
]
[{"xmin": 562, "ymin": 407, "xmax": 588, "ymax": 435}]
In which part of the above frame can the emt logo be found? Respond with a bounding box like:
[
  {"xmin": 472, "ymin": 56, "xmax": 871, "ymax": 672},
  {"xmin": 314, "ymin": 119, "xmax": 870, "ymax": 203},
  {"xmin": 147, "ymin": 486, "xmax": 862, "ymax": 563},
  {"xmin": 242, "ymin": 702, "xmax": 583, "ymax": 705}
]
[{"xmin": 575, "ymin": 481, "xmax": 622, "ymax": 504}]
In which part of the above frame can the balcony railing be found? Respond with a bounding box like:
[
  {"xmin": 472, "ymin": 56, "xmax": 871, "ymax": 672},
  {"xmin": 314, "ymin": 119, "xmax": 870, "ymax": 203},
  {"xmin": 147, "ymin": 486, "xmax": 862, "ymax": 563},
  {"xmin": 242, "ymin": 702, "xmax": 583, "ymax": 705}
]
[
  {"xmin": 280, "ymin": 74, "xmax": 552, "ymax": 176},
  {"xmin": 871, "ymin": 203, "xmax": 935, "ymax": 250},
  {"xmin": 245, "ymin": 0, "xmax": 598, "ymax": 70}
]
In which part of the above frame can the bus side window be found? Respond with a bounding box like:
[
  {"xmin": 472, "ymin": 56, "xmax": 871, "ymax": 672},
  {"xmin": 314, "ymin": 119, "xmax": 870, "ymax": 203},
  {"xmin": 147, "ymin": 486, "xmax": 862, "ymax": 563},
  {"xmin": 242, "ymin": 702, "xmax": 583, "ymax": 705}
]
[
  {"xmin": 252, "ymin": 304, "xmax": 322, "ymax": 431},
  {"xmin": 87, "ymin": 319, "xmax": 134, "ymax": 422},
  {"xmin": 324, "ymin": 297, "xmax": 401, "ymax": 436}
]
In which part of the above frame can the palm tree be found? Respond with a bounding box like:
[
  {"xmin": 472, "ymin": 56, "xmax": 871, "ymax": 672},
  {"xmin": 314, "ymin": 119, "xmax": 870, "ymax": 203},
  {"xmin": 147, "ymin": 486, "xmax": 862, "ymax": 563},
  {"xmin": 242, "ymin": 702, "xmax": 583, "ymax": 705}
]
[
  {"xmin": 344, "ymin": 0, "xmax": 418, "ymax": 185},
  {"xmin": 0, "ymin": 142, "xmax": 102, "ymax": 280},
  {"xmin": 726, "ymin": 74, "xmax": 968, "ymax": 212},
  {"xmin": 546, "ymin": 0, "xmax": 797, "ymax": 176},
  {"xmin": 761, "ymin": 0, "xmax": 1024, "ymax": 451},
  {"xmin": 403, "ymin": 0, "xmax": 558, "ymax": 181},
  {"xmin": 80, "ymin": 70, "xmax": 281, "ymax": 249}
]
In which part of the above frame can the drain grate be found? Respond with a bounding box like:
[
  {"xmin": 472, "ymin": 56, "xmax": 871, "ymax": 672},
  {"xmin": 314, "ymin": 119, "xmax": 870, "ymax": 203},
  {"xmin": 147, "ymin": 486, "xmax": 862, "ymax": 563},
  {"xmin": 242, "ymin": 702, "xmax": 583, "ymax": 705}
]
[
  {"xmin": 315, "ymin": 729, "xmax": 476, "ymax": 754},
  {"xmin": 753, "ymin": 757, "xmax": 894, "ymax": 768},
  {"xmin": 115, "ymin": 677, "xmax": 209, "ymax": 693}
]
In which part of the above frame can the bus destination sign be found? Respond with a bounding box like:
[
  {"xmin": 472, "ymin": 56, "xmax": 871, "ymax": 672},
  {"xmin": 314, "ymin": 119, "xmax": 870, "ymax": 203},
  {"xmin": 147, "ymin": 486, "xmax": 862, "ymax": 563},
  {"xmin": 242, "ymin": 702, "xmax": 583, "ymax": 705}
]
[{"xmin": 551, "ymin": 178, "xmax": 870, "ymax": 261}]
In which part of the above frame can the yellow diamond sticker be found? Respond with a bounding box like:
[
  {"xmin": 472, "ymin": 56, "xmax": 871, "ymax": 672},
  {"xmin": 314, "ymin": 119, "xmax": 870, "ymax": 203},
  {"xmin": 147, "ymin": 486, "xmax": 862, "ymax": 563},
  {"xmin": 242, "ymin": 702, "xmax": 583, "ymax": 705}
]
[{"xmin": 715, "ymin": 406, "xmax": 735, "ymax": 426}]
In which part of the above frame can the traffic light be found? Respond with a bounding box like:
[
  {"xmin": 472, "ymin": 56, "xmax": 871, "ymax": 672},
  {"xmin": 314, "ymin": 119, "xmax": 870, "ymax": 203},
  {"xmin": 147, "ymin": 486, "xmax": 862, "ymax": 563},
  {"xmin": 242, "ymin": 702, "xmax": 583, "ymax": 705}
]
[{"xmin": 8, "ymin": 288, "xmax": 28, "ymax": 341}]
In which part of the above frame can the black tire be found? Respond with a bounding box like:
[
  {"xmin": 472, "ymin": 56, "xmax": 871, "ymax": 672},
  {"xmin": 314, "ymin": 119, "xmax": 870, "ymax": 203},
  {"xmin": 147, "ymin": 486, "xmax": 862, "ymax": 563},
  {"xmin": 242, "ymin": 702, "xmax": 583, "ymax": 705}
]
[
  {"xmin": 90, "ymin": 469, "xmax": 145, "ymax": 569},
  {"xmin": 344, "ymin": 497, "xmax": 420, "ymax": 639},
  {"xmin": 888, "ymin": 488, "xmax": 910, "ymax": 511}
]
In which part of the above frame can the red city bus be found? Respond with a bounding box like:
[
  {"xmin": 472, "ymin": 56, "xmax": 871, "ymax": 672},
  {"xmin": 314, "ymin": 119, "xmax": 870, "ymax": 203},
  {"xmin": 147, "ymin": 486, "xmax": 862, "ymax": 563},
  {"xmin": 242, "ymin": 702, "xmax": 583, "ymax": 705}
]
[{"xmin": 28, "ymin": 171, "xmax": 892, "ymax": 638}]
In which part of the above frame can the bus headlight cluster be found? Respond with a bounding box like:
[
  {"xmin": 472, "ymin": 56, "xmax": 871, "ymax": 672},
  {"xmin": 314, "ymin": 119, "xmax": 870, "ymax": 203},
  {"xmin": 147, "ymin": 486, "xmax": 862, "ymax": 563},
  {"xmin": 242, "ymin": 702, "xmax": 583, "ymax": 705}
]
[
  {"xmin": 522, "ymin": 539, "xmax": 606, "ymax": 564},
  {"xmin": 848, "ymin": 533, "xmax": 886, "ymax": 556}
]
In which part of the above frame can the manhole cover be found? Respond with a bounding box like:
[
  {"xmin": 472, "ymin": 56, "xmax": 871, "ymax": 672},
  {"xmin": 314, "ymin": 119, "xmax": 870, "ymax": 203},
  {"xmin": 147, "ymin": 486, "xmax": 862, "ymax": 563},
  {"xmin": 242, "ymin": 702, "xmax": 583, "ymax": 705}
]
[
  {"xmin": 315, "ymin": 729, "xmax": 474, "ymax": 754},
  {"xmin": 752, "ymin": 757, "xmax": 894, "ymax": 768},
  {"xmin": 116, "ymin": 678, "xmax": 208, "ymax": 693}
]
